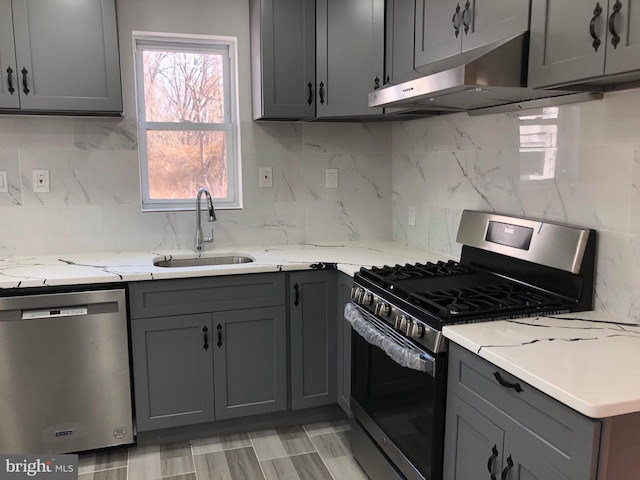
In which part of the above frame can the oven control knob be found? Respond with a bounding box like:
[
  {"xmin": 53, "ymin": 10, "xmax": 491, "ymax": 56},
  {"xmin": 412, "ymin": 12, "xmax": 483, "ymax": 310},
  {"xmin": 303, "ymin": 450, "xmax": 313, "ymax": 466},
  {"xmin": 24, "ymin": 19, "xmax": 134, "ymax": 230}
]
[
  {"xmin": 395, "ymin": 315, "xmax": 408, "ymax": 331},
  {"xmin": 408, "ymin": 322, "xmax": 425, "ymax": 339},
  {"xmin": 362, "ymin": 292, "xmax": 374, "ymax": 306},
  {"xmin": 375, "ymin": 302, "xmax": 391, "ymax": 317},
  {"xmin": 350, "ymin": 287, "xmax": 363, "ymax": 302}
]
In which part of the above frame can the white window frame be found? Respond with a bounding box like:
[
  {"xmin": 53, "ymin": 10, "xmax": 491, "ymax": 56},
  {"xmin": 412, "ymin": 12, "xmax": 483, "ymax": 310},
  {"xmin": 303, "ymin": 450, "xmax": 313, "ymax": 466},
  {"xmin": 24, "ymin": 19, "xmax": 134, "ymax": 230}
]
[{"xmin": 133, "ymin": 32, "xmax": 243, "ymax": 212}]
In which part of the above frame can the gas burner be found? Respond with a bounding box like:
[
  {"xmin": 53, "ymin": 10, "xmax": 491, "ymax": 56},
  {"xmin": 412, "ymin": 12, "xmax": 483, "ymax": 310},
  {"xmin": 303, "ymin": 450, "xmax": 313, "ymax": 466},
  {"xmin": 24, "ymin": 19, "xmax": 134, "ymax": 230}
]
[{"xmin": 410, "ymin": 283, "xmax": 566, "ymax": 319}]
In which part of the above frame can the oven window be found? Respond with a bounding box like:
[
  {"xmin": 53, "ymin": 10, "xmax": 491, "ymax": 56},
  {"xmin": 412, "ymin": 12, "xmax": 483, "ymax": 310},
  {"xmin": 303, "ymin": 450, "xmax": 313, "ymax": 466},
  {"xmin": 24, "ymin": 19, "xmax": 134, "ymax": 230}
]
[{"xmin": 351, "ymin": 332, "xmax": 447, "ymax": 480}]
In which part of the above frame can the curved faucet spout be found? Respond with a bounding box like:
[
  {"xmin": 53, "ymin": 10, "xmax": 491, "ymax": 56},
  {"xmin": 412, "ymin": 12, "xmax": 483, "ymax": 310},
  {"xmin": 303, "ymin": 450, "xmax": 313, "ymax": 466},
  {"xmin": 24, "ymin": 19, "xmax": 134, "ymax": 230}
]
[{"xmin": 195, "ymin": 187, "xmax": 216, "ymax": 252}]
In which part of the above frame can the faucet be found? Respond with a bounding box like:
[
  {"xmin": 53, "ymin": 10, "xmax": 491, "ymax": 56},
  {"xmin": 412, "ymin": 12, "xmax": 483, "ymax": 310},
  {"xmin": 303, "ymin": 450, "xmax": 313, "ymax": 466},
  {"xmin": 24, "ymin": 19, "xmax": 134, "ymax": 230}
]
[{"xmin": 195, "ymin": 187, "xmax": 216, "ymax": 252}]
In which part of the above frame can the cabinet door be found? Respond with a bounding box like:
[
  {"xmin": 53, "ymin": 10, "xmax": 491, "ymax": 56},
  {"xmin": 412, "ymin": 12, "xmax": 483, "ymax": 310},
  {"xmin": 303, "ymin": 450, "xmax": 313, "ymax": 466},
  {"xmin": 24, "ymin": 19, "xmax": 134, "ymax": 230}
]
[
  {"xmin": 528, "ymin": 0, "xmax": 607, "ymax": 88},
  {"xmin": 316, "ymin": 0, "xmax": 384, "ymax": 117},
  {"xmin": 414, "ymin": 0, "xmax": 462, "ymax": 70},
  {"xmin": 604, "ymin": 0, "xmax": 640, "ymax": 76},
  {"xmin": 385, "ymin": 0, "xmax": 420, "ymax": 85},
  {"xmin": 461, "ymin": 0, "xmax": 529, "ymax": 53},
  {"xmin": 131, "ymin": 314, "xmax": 215, "ymax": 432},
  {"xmin": 443, "ymin": 392, "xmax": 505, "ymax": 480},
  {"xmin": 213, "ymin": 307, "xmax": 287, "ymax": 420},
  {"xmin": 503, "ymin": 435, "xmax": 572, "ymax": 480},
  {"xmin": 251, "ymin": 0, "xmax": 316, "ymax": 119},
  {"xmin": 290, "ymin": 270, "xmax": 337, "ymax": 410},
  {"xmin": 0, "ymin": 0, "xmax": 19, "ymax": 109},
  {"xmin": 336, "ymin": 273, "xmax": 353, "ymax": 414},
  {"xmin": 11, "ymin": 0, "xmax": 122, "ymax": 112}
]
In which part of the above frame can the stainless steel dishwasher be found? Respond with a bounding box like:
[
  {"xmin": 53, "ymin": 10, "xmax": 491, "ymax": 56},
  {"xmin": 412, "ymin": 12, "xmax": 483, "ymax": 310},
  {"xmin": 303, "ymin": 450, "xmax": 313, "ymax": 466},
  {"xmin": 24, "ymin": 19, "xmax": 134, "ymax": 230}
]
[{"xmin": 0, "ymin": 288, "xmax": 134, "ymax": 454}]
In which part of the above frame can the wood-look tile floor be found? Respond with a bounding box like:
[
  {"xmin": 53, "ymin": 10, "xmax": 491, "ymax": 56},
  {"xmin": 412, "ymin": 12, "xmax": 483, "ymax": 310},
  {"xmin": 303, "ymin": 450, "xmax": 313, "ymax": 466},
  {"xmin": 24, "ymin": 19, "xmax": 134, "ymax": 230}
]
[{"xmin": 77, "ymin": 420, "xmax": 369, "ymax": 480}]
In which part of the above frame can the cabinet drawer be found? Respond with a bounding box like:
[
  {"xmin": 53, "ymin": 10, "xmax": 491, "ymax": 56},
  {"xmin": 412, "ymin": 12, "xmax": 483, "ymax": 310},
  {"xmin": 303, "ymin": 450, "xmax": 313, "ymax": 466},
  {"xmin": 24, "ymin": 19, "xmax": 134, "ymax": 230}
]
[
  {"xmin": 129, "ymin": 273, "xmax": 285, "ymax": 318},
  {"xmin": 447, "ymin": 343, "xmax": 600, "ymax": 480}
]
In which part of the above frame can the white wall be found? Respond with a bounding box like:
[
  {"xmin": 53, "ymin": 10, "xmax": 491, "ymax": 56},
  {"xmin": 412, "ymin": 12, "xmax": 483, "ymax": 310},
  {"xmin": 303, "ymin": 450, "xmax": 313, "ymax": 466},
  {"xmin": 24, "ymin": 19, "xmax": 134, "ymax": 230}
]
[
  {"xmin": 0, "ymin": 0, "xmax": 393, "ymax": 256},
  {"xmin": 391, "ymin": 88, "xmax": 640, "ymax": 321}
]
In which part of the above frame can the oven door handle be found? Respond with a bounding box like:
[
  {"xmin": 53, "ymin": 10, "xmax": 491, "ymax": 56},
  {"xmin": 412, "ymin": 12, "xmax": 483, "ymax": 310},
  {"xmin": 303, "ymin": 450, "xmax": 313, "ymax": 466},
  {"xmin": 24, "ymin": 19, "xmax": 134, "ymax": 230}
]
[{"xmin": 345, "ymin": 303, "xmax": 436, "ymax": 376}]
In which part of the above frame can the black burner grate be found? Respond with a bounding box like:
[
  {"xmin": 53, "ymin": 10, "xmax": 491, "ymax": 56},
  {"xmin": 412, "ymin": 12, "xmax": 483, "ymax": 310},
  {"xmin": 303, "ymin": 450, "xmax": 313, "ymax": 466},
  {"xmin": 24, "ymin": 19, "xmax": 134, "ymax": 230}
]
[{"xmin": 410, "ymin": 283, "xmax": 566, "ymax": 319}]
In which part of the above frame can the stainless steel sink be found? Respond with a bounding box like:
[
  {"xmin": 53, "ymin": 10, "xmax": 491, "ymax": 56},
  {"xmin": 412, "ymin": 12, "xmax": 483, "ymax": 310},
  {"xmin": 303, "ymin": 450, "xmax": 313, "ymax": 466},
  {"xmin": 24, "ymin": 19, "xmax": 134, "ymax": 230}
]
[{"xmin": 153, "ymin": 255, "xmax": 255, "ymax": 268}]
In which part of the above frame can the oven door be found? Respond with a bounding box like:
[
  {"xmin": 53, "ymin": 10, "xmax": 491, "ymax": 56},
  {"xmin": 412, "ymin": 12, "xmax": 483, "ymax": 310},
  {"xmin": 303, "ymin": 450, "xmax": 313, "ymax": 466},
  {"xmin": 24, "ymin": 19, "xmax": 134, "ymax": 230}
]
[{"xmin": 347, "ymin": 303, "xmax": 446, "ymax": 480}]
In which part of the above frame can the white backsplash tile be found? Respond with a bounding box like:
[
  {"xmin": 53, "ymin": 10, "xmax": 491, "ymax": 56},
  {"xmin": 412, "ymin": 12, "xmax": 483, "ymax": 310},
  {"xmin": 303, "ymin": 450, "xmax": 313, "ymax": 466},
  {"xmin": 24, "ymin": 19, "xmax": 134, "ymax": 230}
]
[
  {"xmin": 1, "ymin": 87, "xmax": 639, "ymax": 321},
  {"xmin": 391, "ymin": 88, "xmax": 640, "ymax": 320}
]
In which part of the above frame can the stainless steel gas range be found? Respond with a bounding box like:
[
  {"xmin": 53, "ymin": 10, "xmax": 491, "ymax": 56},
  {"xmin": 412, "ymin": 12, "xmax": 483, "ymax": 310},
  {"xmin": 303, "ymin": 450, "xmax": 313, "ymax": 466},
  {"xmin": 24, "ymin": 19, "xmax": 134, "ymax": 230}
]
[{"xmin": 346, "ymin": 210, "xmax": 597, "ymax": 480}]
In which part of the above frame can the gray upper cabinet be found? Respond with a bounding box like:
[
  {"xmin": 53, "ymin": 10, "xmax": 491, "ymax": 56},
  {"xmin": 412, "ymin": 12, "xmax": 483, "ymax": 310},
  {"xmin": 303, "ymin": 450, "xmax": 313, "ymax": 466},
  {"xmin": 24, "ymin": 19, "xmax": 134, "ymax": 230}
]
[
  {"xmin": 444, "ymin": 343, "xmax": 601, "ymax": 480},
  {"xmin": 316, "ymin": 0, "xmax": 385, "ymax": 118},
  {"xmin": 213, "ymin": 307, "xmax": 287, "ymax": 420},
  {"xmin": 415, "ymin": 0, "xmax": 529, "ymax": 70},
  {"xmin": 529, "ymin": 0, "xmax": 640, "ymax": 88},
  {"xmin": 385, "ymin": 0, "xmax": 420, "ymax": 85},
  {"xmin": 0, "ymin": 1, "xmax": 18, "ymax": 109},
  {"xmin": 250, "ymin": 0, "xmax": 316, "ymax": 120},
  {"xmin": 289, "ymin": 271, "xmax": 338, "ymax": 410},
  {"xmin": 0, "ymin": 0, "xmax": 122, "ymax": 113}
]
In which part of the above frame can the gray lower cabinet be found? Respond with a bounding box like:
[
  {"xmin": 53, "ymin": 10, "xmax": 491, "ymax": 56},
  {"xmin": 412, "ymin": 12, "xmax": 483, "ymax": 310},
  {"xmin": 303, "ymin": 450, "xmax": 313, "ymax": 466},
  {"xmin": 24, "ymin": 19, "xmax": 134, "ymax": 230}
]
[
  {"xmin": 130, "ymin": 274, "xmax": 287, "ymax": 432},
  {"xmin": 444, "ymin": 343, "xmax": 601, "ymax": 480},
  {"xmin": 414, "ymin": 0, "xmax": 529, "ymax": 70},
  {"xmin": 131, "ymin": 313, "xmax": 215, "ymax": 432},
  {"xmin": 289, "ymin": 271, "xmax": 338, "ymax": 410},
  {"xmin": 249, "ymin": 0, "xmax": 316, "ymax": 120},
  {"xmin": 528, "ymin": 0, "xmax": 640, "ymax": 88},
  {"xmin": 336, "ymin": 272, "xmax": 353, "ymax": 414},
  {"xmin": 316, "ymin": 0, "xmax": 385, "ymax": 118},
  {"xmin": 213, "ymin": 306, "xmax": 287, "ymax": 420},
  {"xmin": 0, "ymin": 0, "xmax": 122, "ymax": 113}
]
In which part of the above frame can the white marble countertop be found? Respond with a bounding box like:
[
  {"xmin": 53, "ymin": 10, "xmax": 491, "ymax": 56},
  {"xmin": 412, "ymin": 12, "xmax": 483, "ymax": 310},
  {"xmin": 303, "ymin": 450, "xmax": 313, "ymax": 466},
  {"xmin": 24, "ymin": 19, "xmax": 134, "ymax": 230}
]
[
  {"xmin": 4, "ymin": 241, "xmax": 639, "ymax": 420},
  {"xmin": 443, "ymin": 311, "xmax": 640, "ymax": 419},
  {"xmin": 0, "ymin": 241, "xmax": 453, "ymax": 289}
]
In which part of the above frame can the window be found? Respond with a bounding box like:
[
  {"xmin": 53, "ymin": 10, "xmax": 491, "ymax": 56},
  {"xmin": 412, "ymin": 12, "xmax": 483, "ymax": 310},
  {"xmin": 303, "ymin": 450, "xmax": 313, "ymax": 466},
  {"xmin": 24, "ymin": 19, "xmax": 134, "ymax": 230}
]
[{"xmin": 134, "ymin": 33, "xmax": 242, "ymax": 211}]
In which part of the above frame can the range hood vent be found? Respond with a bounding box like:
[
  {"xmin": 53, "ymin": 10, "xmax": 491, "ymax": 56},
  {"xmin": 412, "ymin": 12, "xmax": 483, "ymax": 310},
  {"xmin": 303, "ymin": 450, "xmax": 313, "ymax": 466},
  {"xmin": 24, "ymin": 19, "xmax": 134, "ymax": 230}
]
[{"xmin": 369, "ymin": 34, "xmax": 602, "ymax": 114}]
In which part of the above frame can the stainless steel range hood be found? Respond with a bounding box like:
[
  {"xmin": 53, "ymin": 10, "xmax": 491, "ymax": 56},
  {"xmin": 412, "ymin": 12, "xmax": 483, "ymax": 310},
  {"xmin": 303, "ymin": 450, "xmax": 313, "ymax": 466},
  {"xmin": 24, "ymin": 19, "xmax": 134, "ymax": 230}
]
[{"xmin": 370, "ymin": 34, "xmax": 601, "ymax": 115}]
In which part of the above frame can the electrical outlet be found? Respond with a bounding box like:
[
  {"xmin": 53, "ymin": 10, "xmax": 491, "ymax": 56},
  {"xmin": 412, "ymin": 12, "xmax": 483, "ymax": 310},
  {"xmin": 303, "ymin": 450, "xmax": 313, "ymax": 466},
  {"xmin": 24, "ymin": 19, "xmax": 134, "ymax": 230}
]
[
  {"xmin": 408, "ymin": 206, "xmax": 416, "ymax": 226},
  {"xmin": 326, "ymin": 168, "xmax": 338, "ymax": 188},
  {"xmin": 33, "ymin": 169, "xmax": 50, "ymax": 193},
  {"xmin": 259, "ymin": 167, "xmax": 273, "ymax": 188},
  {"xmin": 0, "ymin": 171, "xmax": 7, "ymax": 193}
]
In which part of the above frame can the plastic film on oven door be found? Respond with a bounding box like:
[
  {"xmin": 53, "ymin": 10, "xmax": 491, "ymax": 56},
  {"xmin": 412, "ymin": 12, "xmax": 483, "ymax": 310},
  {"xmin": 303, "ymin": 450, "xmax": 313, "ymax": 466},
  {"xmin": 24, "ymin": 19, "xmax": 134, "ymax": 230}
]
[{"xmin": 344, "ymin": 302, "xmax": 435, "ymax": 375}]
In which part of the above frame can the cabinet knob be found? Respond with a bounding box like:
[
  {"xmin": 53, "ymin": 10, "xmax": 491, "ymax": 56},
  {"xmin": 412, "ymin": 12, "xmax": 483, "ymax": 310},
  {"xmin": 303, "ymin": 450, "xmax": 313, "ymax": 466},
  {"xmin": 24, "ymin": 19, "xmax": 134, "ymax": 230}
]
[
  {"xmin": 608, "ymin": 0, "xmax": 622, "ymax": 48},
  {"xmin": 462, "ymin": 0, "xmax": 471, "ymax": 34},
  {"xmin": 487, "ymin": 444, "xmax": 498, "ymax": 480},
  {"xmin": 590, "ymin": 3, "xmax": 603, "ymax": 51},
  {"xmin": 452, "ymin": 4, "xmax": 462, "ymax": 38},
  {"xmin": 6, "ymin": 67, "xmax": 14, "ymax": 94},
  {"xmin": 21, "ymin": 67, "xmax": 29, "ymax": 95},
  {"xmin": 500, "ymin": 455, "xmax": 513, "ymax": 480}
]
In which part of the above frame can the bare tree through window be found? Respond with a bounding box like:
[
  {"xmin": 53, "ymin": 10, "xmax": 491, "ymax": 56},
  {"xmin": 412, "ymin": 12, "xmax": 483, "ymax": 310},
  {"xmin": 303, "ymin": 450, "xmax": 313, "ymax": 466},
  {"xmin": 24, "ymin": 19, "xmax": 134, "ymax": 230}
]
[{"xmin": 142, "ymin": 50, "xmax": 228, "ymax": 200}]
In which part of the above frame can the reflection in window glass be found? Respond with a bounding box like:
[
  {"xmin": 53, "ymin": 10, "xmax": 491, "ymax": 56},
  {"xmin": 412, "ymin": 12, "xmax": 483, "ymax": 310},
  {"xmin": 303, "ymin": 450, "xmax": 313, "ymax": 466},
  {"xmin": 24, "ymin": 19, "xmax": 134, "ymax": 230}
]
[{"xmin": 518, "ymin": 107, "xmax": 559, "ymax": 182}]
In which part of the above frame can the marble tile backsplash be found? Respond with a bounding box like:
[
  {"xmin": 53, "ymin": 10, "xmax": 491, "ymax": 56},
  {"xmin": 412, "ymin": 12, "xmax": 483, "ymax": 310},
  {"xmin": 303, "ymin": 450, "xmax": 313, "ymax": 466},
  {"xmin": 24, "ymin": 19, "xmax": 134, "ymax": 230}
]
[
  {"xmin": 391, "ymin": 87, "xmax": 640, "ymax": 321},
  {"xmin": 0, "ymin": 118, "xmax": 392, "ymax": 256},
  {"xmin": 1, "ymin": 87, "xmax": 638, "ymax": 320}
]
